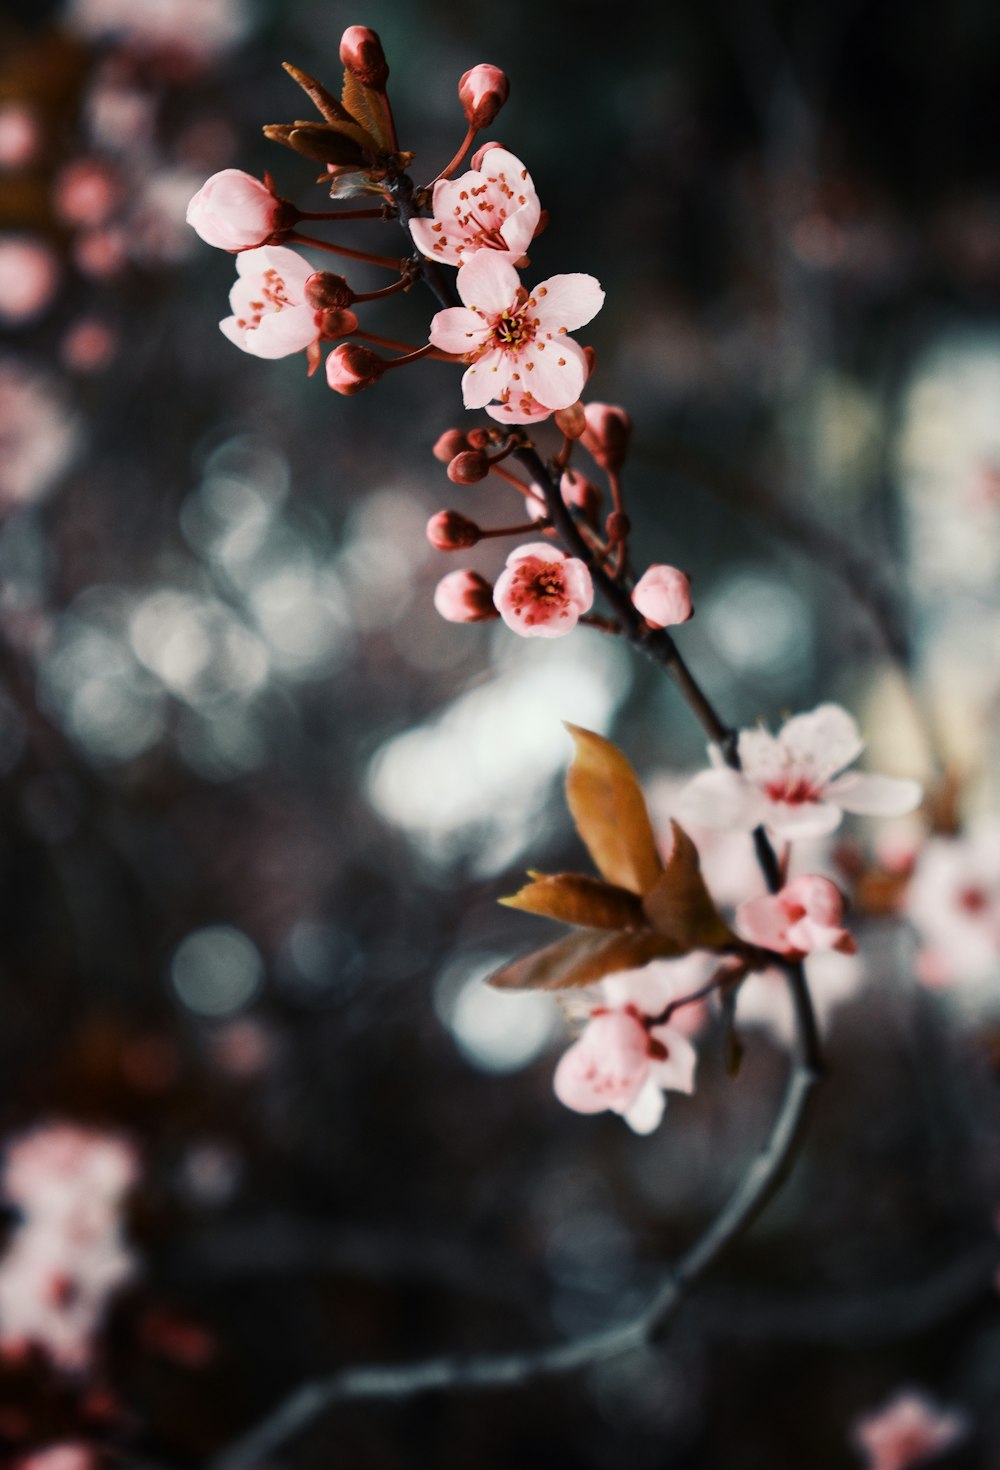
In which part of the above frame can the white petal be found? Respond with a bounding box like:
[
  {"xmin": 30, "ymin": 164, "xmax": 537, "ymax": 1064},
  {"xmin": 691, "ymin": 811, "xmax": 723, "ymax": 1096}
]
[
  {"xmin": 622, "ymin": 1078, "xmax": 666, "ymax": 1134},
  {"xmin": 455, "ymin": 249, "xmax": 520, "ymax": 312},
  {"xmin": 514, "ymin": 336, "xmax": 586, "ymax": 411},
  {"xmin": 219, "ymin": 316, "xmax": 247, "ymax": 350},
  {"xmin": 764, "ymin": 799, "xmax": 844, "ymax": 839},
  {"xmin": 461, "ymin": 347, "xmax": 507, "ymax": 409},
  {"xmin": 676, "ymin": 769, "xmax": 767, "ymax": 831},
  {"xmin": 778, "ymin": 704, "xmax": 864, "ymax": 782},
  {"xmin": 737, "ymin": 726, "xmax": 785, "ymax": 784},
  {"xmin": 648, "ymin": 1026, "xmax": 698, "ymax": 1095},
  {"xmin": 484, "ymin": 397, "xmax": 553, "ymax": 425},
  {"xmin": 429, "ymin": 306, "xmax": 488, "ymax": 356},
  {"xmin": 245, "ymin": 305, "xmax": 318, "ymax": 358},
  {"xmin": 505, "ymin": 541, "xmax": 566, "ymax": 566},
  {"xmin": 498, "ymin": 200, "xmax": 541, "ymax": 259},
  {"xmin": 408, "ymin": 216, "xmax": 442, "ymax": 260},
  {"xmin": 824, "ymin": 772, "xmax": 923, "ymax": 817},
  {"xmin": 532, "ymin": 273, "xmax": 605, "ymax": 332}
]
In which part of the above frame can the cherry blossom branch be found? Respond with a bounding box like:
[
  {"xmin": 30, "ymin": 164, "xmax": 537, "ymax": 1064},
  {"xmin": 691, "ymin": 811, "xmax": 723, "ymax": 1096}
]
[{"xmin": 206, "ymin": 970, "xmax": 822, "ymax": 1469}]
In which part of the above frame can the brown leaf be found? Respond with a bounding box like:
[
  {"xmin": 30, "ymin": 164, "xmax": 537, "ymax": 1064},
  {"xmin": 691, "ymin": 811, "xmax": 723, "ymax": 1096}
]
[
  {"xmin": 342, "ymin": 69, "xmax": 391, "ymax": 152},
  {"xmin": 499, "ymin": 873, "xmax": 647, "ymax": 930},
  {"xmin": 282, "ymin": 62, "xmax": 357, "ymax": 125},
  {"xmin": 641, "ymin": 820, "xmax": 735, "ymax": 950},
  {"xmin": 563, "ymin": 725, "xmax": 663, "ymax": 895},
  {"xmin": 264, "ymin": 122, "xmax": 371, "ymax": 166},
  {"xmin": 489, "ymin": 927, "xmax": 680, "ymax": 992}
]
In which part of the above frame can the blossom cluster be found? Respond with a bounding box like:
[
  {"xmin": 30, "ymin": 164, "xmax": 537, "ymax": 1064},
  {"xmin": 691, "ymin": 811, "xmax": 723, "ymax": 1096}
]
[{"xmin": 0, "ymin": 1123, "xmax": 140, "ymax": 1372}]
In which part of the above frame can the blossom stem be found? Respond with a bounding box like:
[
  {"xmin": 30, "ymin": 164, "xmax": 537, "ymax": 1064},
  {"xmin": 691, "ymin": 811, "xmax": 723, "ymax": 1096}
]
[
  {"xmin": 382, "ymin": 344, "xmax": 439, "ymax": 370},
  {"xmin": 351, "ymin": 276, "xmax": 413, "ymax": 303},
  {"xmin": 378, "ymin": 90, "xmax": 400, "ymax": 154},
  {"xmin": 427, "ymin": 123, "xmax": 478, "ymax": 186},
  {"xmin": 478, "ymin": 520, "xmax": 551, "ymax": 539},
  {"xmin": 489, "ymin": 464, "xmax": 545, "ymax": 501},
  {"xmin": 354, "ymin": 330, "xmax": 455, "ymax": 363},
  {"xmin": 287, "ymin": 231, "xmax": 404, "ymax": 270},
  {"xmin": 294, "ymin": 207, "xmax": 392, "ymax": 221}
]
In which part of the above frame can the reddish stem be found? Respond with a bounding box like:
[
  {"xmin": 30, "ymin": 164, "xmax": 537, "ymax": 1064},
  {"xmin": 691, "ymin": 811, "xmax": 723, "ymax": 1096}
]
[
  {"xmin": 294, "ymin": 207, "xmax": 391, "ymax": 221},
  {"xmin": 288, "ymin": 231, "xmax": 403, "ymax": 271},
  {"xmin": 478, "ymin": 519, "xmax": 551, "ymax": 539},
  {"xmin": 352, "ymin": 276, "xmax": 413, "ymax": 303},
  {"xmin": 428, "ymin": 123, "xmax": 478, "ymax": 186}
]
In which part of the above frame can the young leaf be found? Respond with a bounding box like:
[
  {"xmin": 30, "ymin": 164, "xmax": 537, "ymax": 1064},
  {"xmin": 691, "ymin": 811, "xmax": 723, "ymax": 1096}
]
[
  {"xmin": 342, "ymin": 69, "xmax": 391, "ymax": 153},
  {"xmin": 641, "ymin": 820, "xmax": 735, "ymax": 950},
  {"xmin": 563, "ymin": 724, "xmax": 663, "ymax": 896},
  {"xmin": 282, "ymin": 62, "xmax": 358, "ymax": 125},
  {"xmin": 500, "ymin": 873, "xmax": 647, "ymax": 931},
  {"xmin": 263, "ymin": 123, "xmax": 371, "ymax": 166},
  {"xmin": 489, "ymin": 927, "xmax": 680, "ymax": 992}
]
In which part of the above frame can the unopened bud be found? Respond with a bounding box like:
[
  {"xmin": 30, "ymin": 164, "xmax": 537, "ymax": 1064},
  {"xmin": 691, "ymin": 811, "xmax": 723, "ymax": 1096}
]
[
  {"xmin": 433, "ymin": 429, "xmax": 470, "ymax": 463},
  {"xmin": 318, "ymin": 307, "xmax": 359, "ymax": 340},
  {"xmin": 305, "ymin": 271, "xmax": 354, "ymax": 310},
  {"xmin": 582, "ymin": 346, "xmax": 597, "ymax": 379},
  {"xmin": 466, "ymin": 427, "xmax": 491, "ymax": 450},
  {"xmin": 581, "ymin": 402, "xmax": 631, "ymax": 473},
  {"xmin": 427, "ymin": 510, "xmax": 481, "ymax": 550},
  {"xmin": 458, "ymin": 65, "xmax": 509, "ymax": 129},
  {"xmin": 631, "ymin": 564, "xmax": 693, "ymax": 628},
  {"xmin": 561, "ymin": 471, "xmax": 602, "ymax": 528},
  {"xmin": 447, "ymin": 450, "xmax": 490, "ymax": 484},
  {"xmin": 325, "ymin": 342, "xmax": 385, "ymax": 395},
  {"xmin": 605, "ymin": 511, "xmax": 630, "ymax": 543},
  {"xmin": 554, "ymin": 402, "xmax": 586, "ymax": 439},
  {"xmin": 433, "ymin": 569, "xmax": 497, "ymax": 624},
  {"xmin": 340, "ymin": 26, "xmax": 389, "ymax": 90}
]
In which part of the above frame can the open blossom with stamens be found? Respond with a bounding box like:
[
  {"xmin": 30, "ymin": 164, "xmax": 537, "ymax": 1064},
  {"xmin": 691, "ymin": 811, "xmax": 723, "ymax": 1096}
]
[
  {"xmin": 737, "ymin": 875, "xmax": 856, "ymax": 958},
  {"xmin": 493, "ymin": 542, "xmax": 593, "ymax": 637},
  {"xmin": 678, "ymin": 704, "xmax": 922, "ymax": 840},
  {"xmin": 851, "ymin": 1389, "xmax": 968, "ymax": 1470},
  {"xmin": 906, "ymin": 819, "xmax": 1000, "ymax": 986},
  {"xmin": 220, "ymin": 246, "xmax": 341, "ymax": 359},
  {"xmin": 554, "ymin": 956, "xmax": 711, "ymax": 1134},
  {"xmin": 409, "ymin": 148, "xmax": 540, "ymax": 268},
  {"xmin": 428, "ymin": 250, "xmax": 603, "ymax": 411}
]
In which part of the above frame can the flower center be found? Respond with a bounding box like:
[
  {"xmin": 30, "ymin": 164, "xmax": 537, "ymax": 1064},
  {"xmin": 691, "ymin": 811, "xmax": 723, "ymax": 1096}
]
[
  {"xmin": 764, "ymin": 775, "xmax": 821, "ymax": 805},
  {"xmin": 492, "ymin": 308, "xmax": 530, "ymax": 349},
  {"xmin": 237, "ymin": 267, "xmax": 292, "ymax": 331},
  {"xmin": 507, "ymin": 560, "xmax": 571, "ymax": 625},
  {"xmin": 957, "ymin": 885, "xmax": 989, "ymax": 914}
]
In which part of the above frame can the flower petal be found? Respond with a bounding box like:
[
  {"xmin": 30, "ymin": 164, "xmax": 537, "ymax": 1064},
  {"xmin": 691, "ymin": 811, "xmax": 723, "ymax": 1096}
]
[
  {"xmin": 622, "ymin": 1078, "xmax": 666, "ymax": 1134},
  {"xmin": 778, "ymin": 704, "xmax": 865, "ymax": 783},
  {"xmin": 245, "ymin": 304, "xmax": 319, "ymax": 358},
  {"xmin": 461, "ymin": 347, "xmax": 508, "ymax": 408},
  {"xmin": 429, "ymin": 306, "xmax": 488, "ymax": 356},
  {"xmin": 647, "ymin": 1025, "xmax": 698, "ymax": 1095},
  {"xmin": 455, "ymin": 248, "xmax": 520, "ymax": 312},
  {"xmin": 824, "ymin": 772, "xmax": 923, "ymax": 817},
  {"xmin": 676, "ymin": 768, "xmax": 768, "ymax": 832},
  {"xmin": 763, "ymin": 799, "xmax": 844, "ymax": 839},
  {"xmin": 532, "ymin": 273, "xmax": 605, "ymax": 332},
  {"xmin": 513, "ymin": 336, "xmax": 587, "ymax": 411}
]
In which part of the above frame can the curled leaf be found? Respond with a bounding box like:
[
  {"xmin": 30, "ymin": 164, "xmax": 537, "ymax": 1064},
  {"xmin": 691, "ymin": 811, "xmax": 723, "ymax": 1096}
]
[
  {"xmin": 342, "ymin": 69, "xmax": 392, "ymax": 152},
  {"xmin": 489, "ymin": 927, "xmax": 680, "ymax": 992},
  {"xmin": 500, "ymin": 873, "xmax": 647, "ymax": 931},
  {"xmin": 282, "ymin": 62, "xmax": 357, "ymax": 125},
  {"xmin": 564, "ymin": 724, "xmax": 663, "ymax": 895},
  {"xmin": 263, "ymin": 122, "xmax": 372, "ymax": 166},
  {"xmin": 641, "ymin": 820, "xmax": 735, "ymax": 951}
]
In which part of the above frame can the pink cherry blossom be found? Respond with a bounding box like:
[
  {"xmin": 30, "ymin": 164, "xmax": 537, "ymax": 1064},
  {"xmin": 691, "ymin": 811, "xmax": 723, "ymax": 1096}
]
[
  {"xmin": 53, "ymin": 159, "xmax": 121, "ymax": 228},
  {"xmin": 484, "ymin": 392, "xmax": 559, "ymax": 426},
  {"xmin": 15, "ymin": 1447, "xmax": 96, "ymax": 1470},
  {"xmin": 906, "ymin": 818, "xmax": 1000, "ymax": 985},
  {"xmin": 220, "ymin": 246, "xmax": 321, "ymax": 359},
  {"xmin": 186, "ymin": 168, "xmax": 285, "ymax": 251},
  {"xmin": 0, "ymin": 237, "xmax": 59, "ymax": 326},
  {"xmin": 554, "ymin": 956, "xmax": 710, "ymax": 1134},
  {"xmin": 493, "ymin": 542, "xmax": 593, "ymax": 637},
  {"xmin": 851, "ymin": 1389, "xmax": 968, "ymax": 1470},
  {"xmin": 736, "ymin": 875, "xmax": 856, "ymax": 958},
  {"xmin": 428, "ymin": 250, "xmax": 603, "ymax": 412},
  {"xmin": 678, "ymin": 704, "xmax": 922, "ymax": 840},
  {"xmin": 0, "ymin": 104, "xmax": 40, "ymax": 169},
  {"xmin": 632, "ymin": 565, "xmax": 693, "ymax": 627},
  {"xmin": 409, "ymin": 148, "xmax": 540, "ymax": 269}
]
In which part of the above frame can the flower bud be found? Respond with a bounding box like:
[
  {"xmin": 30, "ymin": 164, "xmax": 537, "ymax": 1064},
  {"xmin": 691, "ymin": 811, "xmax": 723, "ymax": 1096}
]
[
  {"xmin": 581, "ymin": 402, "xmax": 631, "ymax": 473},
  {"xmin": 340, "ymin": 26, "xmax": 389, "ymax": 90},
  {"xmin": 560, "ymin": 471, "xmax": 602, "ymax": 528},
  {"xmin": 458, "ymin": 65, "xmax": 509, "ymax": 129},
  {"xmin": 554, "ymin": 402, "xmax": 586, "ymax": 439},
  {"xmin": 433, "ymin": 429, "xmax": 470, "ymax": 463},
  {"xmin": 186, "ymin": 169, "xmax": 288, "ymax": 251},
  {"xmin": 466, "ymin": 427, "xmax": 491, "ymax": 449},
  {"xmin": 447, "ymin": 450, "xmax": 490, "ymax": 484},
  {"xmin": 325, "ymin": 343, "xmax": 385, "ymax": 395},
  {"xmin": 434, "ymin": 569, "xmax": 498, "ymax": 623},
  {"xmin": 427, "ymin": 510, "xmax": 481, "ymax": 550},
  {"xmin": 305, "ymin": 271, "xmax": 354, "ymax": 310},
  {"xmin": 318, "ymin": 307, "xmax": 360, "ymax": 340},
  {"xmin": 582, "ymin": 345, "xmax": 597, "ymax": 379},
  {"xmin": 605, "ymin": 511, "xmax": 630, "ymax": 543},
  {"xmin": 631, "ymin": 564, "xmax": 693, "ymax": 628}
]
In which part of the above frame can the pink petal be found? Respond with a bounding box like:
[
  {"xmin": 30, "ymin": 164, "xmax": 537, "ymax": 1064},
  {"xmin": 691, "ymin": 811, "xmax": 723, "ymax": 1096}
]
[
  {"xmin": 824, "ymin": 772, "xmax": 923, "ymax": 817},
  {"xmin": 647, "ymin": 1025, "xmax": 698, "ymax": 1095},
  {"xmin": 244, "ymin": 304, "xmax": 319, "ymax": 358},
  {"xmin": 513, "ymin": 336, "xmax": 587, "ymax": 412},
  {"xmin": 461, "ymin": 347, "xmax": 509, "ymax": 409},
  {"xmin": 778, "ymin": 703, "xmax": 865, "ymax": 782},
  {"xmin": 763, "ymin": 799, "xmax": 844, "ymax": 839},
  {"xmin": 455, "ymin": 249, "xmax": 520, "ymax": 312},
  {"xmin": 676, "ymin": 768, "xmax": 768, "ymax": 831},
  {"xmin": 429, "ymin": 306, "xmax": 488, "ymax": 356},
  {"xmin": 532, "ymin": 273, "xmax": 605, "ymax": 332},
  {"xmin": 504, "ymin": 541, "xmax": 566, "ymax": 566},
  {"xmin": 735, "ymin": 893, "xmax": 792, "ymax": 952},
  {"xmin": 484, "ymin": 396, "xmax": 554, "ymax": 425},
  {"xmin": 622, "ymin": 1078, "xmax": 666, "ymax": 1134},
  {"xmin": 236, "ymin": 244, "xmax": 312, "ymax": 293}
]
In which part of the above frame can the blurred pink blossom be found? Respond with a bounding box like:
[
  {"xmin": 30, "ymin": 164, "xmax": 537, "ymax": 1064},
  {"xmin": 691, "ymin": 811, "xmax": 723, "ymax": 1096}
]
[
  {"xmin": 53, "ymin": 159, "xmax": 121, "ymax": 228},
  {"xmin": 15, "ymin": 1446, "xmax": 96, "ymax": 1470},
  {"xmin": 736, "ymin": 875, "xmax": 856, "ymax": 958},
  {"xmin": 409, "ymin": 147, "xmax": 540, "ymax": 268},
  {"xmin": 851, "ymin": 1389, "xmax": 968, "ymax": 1470},
  {"xmin": 0, "ymin": 104, "xmax": 40, "ymax": 169},
  {"xmin": 493, "ymin": 542, "xmax": 593, "ymax": 637},
  {"xmin": 678, "ymin": 704, "xmax": 922, "ymax": 840},
  {"xmin": 60, "ymin": 319, "xmax": 119, "ymax": 373},
  {"xmin": 906, "ymin": 819, "xmax": 1000, "ymax": 986},
  {"xmin": 0, "ymin": 237, "xmax": 59, "ymax": 326}
]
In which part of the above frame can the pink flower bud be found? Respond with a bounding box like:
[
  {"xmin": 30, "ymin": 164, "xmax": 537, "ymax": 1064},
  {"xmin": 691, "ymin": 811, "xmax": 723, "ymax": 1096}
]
[
  {"xmin": 605, "ymin": 511, "xmax": 631, "ymax": 543},
  {"xmin": 305, "ymin": 271, "xmax": 354, "ymax": 310},
  {"xmin": 736, "ymin": 875, "xmax": 856, "ymax": 959},
  {"xmin": 186, "ymin": 169, "xmax": 287, "ymax": 251},
  {"xmin": 466, "ymin": 428, "xmax": 491, "ymax": 450},
  {"xmin": 433, "ymin": 569, "xmax": 497, "ymax": 623},
  {"xmin": 560, "ymin": 470, "xmax": 602, "ymax": 528},
  {"xmin": 325, "ymin": 343, "xmax": 385, "ymax": 395},
  {"xmin": 433, "ymin": 429, "xmax": 470, "ymax": 463},
  {"xmin": 317, "ymin": 308, "xmax": 360, "ymax": 340},
  {"xmin": 458, "ymin": 65, "xmax": 509, "ymax": 129},
  {"xmin": 426, "ymin": 510, "xmax": 481, "ymax": 550},
  {"xmin": 340, "ymin": 26, "xmax": 389, "ymax": 90},
  {"xmin": 447, "ymin": 450, "xmax": 490, "ymax": 484},
  {"xmin": 554, "ymin": 402, "xmax": 586, "ymax": 439},
  {"xmin": 581, "ymin": 402, "xmax": 632, "ymax": 473},
  {"xmin": 632, "ymin": 565, "xmax": 693, "ymax": 628}
]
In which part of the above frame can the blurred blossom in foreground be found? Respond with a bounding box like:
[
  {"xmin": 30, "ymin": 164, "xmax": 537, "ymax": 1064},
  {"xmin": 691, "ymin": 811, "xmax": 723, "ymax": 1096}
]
[
  {"xmin": 0, "ymin": 1124, "xmax": 139, "ymax": 1371},
  {"xmin": 0, "ymin": 360, "xmax": 79, "ymax": 511},
  {"xmin": 14, "ymin": 1447, "xmax": 96, "ymax": 1470},
  {"xmin": 65, "ymin": 0, "xmax": 253, "ymax": 64},
  {"xmin": 851, "ymin": 1389, "xmax": 968, "ymax": 1470},
  {"xmin": 906, "ymin": 818, "xmax": 1000, "ymax": 993},
  {"xmin": 0, "ymin": 238, "xmax": 59, "ymax": 326}
]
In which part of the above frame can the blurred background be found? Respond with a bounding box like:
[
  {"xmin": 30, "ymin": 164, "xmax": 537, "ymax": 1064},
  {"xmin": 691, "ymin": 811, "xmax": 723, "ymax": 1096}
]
[{"xmin": 1, "ymin": 0, "xmax": 1000, "ymax": 1464}]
